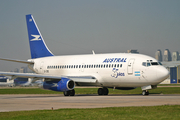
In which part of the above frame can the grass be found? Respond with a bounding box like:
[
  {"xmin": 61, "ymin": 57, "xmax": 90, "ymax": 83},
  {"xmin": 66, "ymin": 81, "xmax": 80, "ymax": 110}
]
[
  {"xmin": 0, "ymin": 86, "xmax": 180, "ymax": 95},
  {"xmin": 0, "ymin": 105, "xmax": 180, "ymax": 120}
]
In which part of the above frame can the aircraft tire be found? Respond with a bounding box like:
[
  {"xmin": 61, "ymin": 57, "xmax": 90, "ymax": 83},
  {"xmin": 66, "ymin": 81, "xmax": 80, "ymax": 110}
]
[
  {"xmin": 142, "ymin": 90, "xmax": 149, "ymax": 96},
  {"xmin": 63, "ymin": 91, "xmax": 70, "ymax": 96},
  {"xmin": 98, "ymin": 88, "xmax": 104, "ymax": 95},
  {"xmin": 145, "ymin": 91, "xmax": 149, "ymax": 95},
  {"xmin": 103, "ymin": 87, "xmax": 109, "ymax": 95},
  {"xmin": 70, "ymin": 89, "xmax": 75, "ymax": 96}
]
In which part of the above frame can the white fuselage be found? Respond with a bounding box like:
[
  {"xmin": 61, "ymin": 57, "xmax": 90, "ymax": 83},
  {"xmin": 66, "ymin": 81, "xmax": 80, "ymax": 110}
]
[{"xmin": 29, "ymin": 53, "xmax": 169, "ymax": 88}]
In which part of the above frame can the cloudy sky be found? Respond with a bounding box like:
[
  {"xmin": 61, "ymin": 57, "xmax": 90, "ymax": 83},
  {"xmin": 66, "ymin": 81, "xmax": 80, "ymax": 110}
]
[{"xmin": 0, "ymin": 0, "xmax": 179, "ymax": 71}]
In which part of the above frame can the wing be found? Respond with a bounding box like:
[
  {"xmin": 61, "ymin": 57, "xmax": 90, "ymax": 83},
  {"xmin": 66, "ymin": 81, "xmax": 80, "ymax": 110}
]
[{"xmin": 0, "ymin": 71, "xmax": 97, "ymax": 83}]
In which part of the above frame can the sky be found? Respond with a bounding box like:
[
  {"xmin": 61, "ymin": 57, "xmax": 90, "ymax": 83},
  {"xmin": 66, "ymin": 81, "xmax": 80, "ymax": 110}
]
[{"xmin": 0, "ymin": 0, "xmax": 180, "ymax": 71}]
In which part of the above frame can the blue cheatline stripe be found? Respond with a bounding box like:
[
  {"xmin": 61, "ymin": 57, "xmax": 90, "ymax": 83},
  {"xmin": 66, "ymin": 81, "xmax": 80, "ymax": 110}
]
[
  {"xmin": 135, "ymin": 71, "xmax": 140, "ymax": 73},
  {"xmin": 135, "ymin": 74, "xmax": 140, "ymax": 76}
]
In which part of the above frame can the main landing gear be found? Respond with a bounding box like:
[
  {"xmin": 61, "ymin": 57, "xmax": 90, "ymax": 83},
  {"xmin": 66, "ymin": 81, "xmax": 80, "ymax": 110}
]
[
  {"xmin": 63, "ymin": 89, "xmax": 75, "ymax": 96},
  {"xmin": 98, "ymin": 87, "xmax": 109, "ymax": 95},
  {"xmin": 142, "ymin": 90, "xmax": 149, "ymax": 96}
]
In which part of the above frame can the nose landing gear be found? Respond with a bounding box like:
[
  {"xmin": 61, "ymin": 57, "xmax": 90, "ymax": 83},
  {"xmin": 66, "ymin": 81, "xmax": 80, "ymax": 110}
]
[{"xmin": 142, "ymin": 90, "xmax": 149, "ymax": 96}]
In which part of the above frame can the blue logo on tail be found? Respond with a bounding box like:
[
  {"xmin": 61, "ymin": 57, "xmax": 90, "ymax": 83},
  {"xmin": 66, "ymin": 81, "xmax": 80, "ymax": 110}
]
[{"xmin": 30, "ymin": 35, "xmax": 41, "ymax": 41}]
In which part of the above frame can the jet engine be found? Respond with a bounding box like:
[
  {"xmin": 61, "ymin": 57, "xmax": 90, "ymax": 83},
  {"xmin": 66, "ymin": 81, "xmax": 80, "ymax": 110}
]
[{"xmin": 42, "ymin": 77, "xmax": 75, "ymax": 92}]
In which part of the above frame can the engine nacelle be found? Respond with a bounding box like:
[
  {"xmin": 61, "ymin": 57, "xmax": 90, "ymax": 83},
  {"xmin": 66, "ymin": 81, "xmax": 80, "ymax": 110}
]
[{"xmin": 42, "ymin": 78, "xmax": 75, "ymax": 92}]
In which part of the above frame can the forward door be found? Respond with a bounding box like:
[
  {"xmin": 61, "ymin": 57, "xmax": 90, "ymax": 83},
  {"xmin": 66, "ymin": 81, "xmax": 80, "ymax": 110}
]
[{"xmin": 127, "ymin": 59, "xmax": 135, "ymax": 75}]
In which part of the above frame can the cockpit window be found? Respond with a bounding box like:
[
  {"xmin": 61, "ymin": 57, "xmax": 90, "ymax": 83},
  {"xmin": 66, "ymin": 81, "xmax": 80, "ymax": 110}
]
[
  {"xmin": 142, "ymin": 62, "xmax": 146, "ymax": 66},
  {"xmin": 158, "ymin": 62, "xmax": 162, "ymax": 65},
  {"xmin": 142, "ymin": 61, "xmax": 161, "ymax": 67},
  {"xmin": 142, "ymin": 62, "xmax": 151, "ymax": 67},
  {"xmin": 147, "ymin": 62, "xmax": 151, "ymax": 66},
  {"xmin": 151, "ymin": 62, "xmax": 158, "ymax": 65}
]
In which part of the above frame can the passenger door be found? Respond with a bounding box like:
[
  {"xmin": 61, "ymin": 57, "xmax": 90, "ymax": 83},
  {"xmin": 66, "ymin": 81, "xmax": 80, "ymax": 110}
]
[{"xmin": 127, "ymin": 59, "xmax": 135, "ymax": 75}]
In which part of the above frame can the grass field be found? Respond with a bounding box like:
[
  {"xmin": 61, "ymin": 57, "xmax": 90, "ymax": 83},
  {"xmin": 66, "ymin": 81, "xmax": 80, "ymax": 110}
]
[
  {"xmin": 0, "ymin": 86, "xmax": 180, "ymax": 95},
  {"xmin": 0, "ymin": 105, "xmax": 180, "ymax": 120}
]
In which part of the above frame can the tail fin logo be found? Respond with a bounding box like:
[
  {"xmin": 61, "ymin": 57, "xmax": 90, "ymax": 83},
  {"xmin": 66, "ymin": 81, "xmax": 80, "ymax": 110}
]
[{"xmin": 30, "ymin": 35, "xmax": 41, "ymax": 41}]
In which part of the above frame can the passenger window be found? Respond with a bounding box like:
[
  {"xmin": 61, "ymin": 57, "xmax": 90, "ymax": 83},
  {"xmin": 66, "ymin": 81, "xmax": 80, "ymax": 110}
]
[
  {"xmin": 117, "ymin": 64, "xmax": 119, "ymax": 68},
  {"xmin": 79, "ymin": 65, "xmax": 81, "ymax": 68}
]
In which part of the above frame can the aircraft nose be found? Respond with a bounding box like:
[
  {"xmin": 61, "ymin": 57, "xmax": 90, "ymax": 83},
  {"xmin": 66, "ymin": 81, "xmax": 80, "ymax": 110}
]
[{"xmin": 156, "ymin": 67, "xmax": 169, "ymax": 82}]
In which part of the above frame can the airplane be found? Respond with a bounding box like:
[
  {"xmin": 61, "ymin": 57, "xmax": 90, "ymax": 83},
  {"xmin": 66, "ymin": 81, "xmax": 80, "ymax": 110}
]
[
  {"xmin": 0, "ymin": 14, "xmax": 169, "ymax": 96},
  {"xmin": 0, "ymin": 76, "xmax": 14, "ymax": 87},
  {"xmin": 14, "ymin": 78, "xmax": 33, "ymax": 87}
]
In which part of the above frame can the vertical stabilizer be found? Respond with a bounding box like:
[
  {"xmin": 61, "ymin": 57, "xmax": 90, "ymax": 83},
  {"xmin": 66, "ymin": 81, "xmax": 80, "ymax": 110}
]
[{"xmin": 26, "ymin": 14, "xmax": 54, "ymax": 59}]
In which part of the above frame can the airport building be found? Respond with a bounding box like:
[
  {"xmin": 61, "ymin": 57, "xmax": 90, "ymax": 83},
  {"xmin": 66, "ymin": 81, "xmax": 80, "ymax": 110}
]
[{"xmin": 161, "ymin": 64, "xmax": 180, "ymax": 84}]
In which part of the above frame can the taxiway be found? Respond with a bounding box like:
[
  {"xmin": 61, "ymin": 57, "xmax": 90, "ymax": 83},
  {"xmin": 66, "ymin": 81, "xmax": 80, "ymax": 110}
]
[{"xmin": 0, "ymin": 94, "xmax": 180, "ymax": 112}]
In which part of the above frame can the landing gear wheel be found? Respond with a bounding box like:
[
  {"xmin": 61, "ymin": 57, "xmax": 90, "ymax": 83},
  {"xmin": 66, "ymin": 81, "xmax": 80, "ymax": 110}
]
[
  {"xmin": 103, "ymin": 87, "xmax": 109, "ymax": 95},
  {"xmin": 70, "ymin": 89, "xmax": 75, "ymax": 96},
  {"xmin": 142, "ymin": 90, "xmax": 149, "ymax": 96},
  {"xmin": 63, "ymin": 89, "xmax": 75, "ymax": 96},
  {"xmin": 98, "ymin": 88, "xmax": 104, "ymax": 95},
  {"xmin": 98, "ymin": 88, "xmax": 109, "ymax": 95},
  {"xmin": 64, "ymin": 91, "xmax": 70, "ymax": 96}
]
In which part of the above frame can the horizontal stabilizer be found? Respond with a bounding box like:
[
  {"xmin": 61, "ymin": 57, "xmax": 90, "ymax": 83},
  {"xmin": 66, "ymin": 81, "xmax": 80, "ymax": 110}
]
[{"xmin": 0, "ymin": 58, "xmax": 34, "ymax": 64}]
